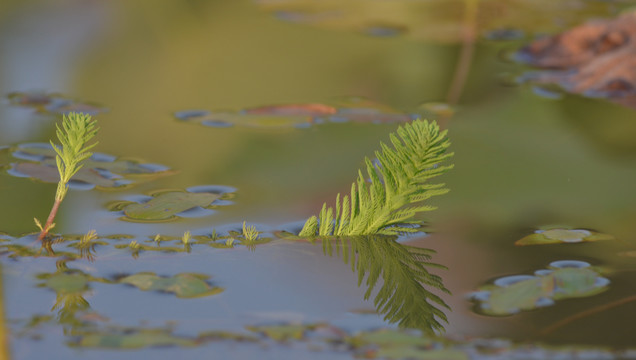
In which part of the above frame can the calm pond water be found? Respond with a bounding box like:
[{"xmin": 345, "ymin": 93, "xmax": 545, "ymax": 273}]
[{"xmin": 2, "ymin": 1, "xmax": 636, "ymax": 359}]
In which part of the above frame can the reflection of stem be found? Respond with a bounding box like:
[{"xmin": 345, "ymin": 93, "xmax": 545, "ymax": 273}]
[
  {"xmin": 445, "ymin": 0, "xmax": 478, "ymax": 106},
  {"xmin": 539, "ymin": 294, "xmax": 636, "ymax": 336},
  {"xmin": 0, "ymin": 265, "xmax": 10, "ymax": 360}
]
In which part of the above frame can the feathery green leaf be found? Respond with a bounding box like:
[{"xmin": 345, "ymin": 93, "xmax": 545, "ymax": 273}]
[{"xmin": 300, "ymin": 119, "xmax": 452, "ymax": 236}]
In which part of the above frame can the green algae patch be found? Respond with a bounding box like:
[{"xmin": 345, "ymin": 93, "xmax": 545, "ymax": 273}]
[
  {"xmin": 516, "ymin": 228, "xmax": 615, "ymax": 245},
  {"xmin": 119, "ymin": 272, "xmax": 224, "ymax": 298}
]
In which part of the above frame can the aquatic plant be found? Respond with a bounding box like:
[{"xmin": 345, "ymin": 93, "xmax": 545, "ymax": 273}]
[
  {"xmin": 299, "ymin": 119, "xmax": 452, "ymax": 236},
  {"xmin": 181, "ymin": 231, "xmax": 192, "ymax": 245},
  {"xmin": 36, "ymin": 112, "xmax": 99, "ymax": 241},
  {"xmin": 242, "ymin": 221, "xmax": 259, "ymax": 242}
]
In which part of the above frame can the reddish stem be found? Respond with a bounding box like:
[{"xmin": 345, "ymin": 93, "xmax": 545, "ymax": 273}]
[{"xmin": 37, "ymin": 199, "xmax": 61, "ymax": 241}]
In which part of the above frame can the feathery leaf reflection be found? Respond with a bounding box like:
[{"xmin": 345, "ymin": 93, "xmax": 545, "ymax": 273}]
[{"xmin": 320, "ymin": 235, "xmax": 449, "ymax": 333}]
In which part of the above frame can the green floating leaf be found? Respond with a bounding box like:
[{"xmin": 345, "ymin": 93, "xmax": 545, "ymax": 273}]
[
  {"xmin": 43, "ymin": 273, "xmax": 90, "ymax": 294},
  {"xmin": 11, "ymin": 162, "xmax": 116, "ymax": 188},
  {"xmin": 354, "ymin": 329, "xmax": 433, "ymax": 348},
  {"xmin": 7, "ymin": 91, "xmax": 106, "ymax": 115},
  {"xmin": 123, "ymin": 192, "xmax": 219, "ymax": 221},
  {"xmin": 8, "ymin": 143, "xmax": 173, "ymax": 189},
  {"xmin": 119, "ymin": 272, "xmax": 224, "ymax": 298},
  {"xmin": 174, "ymin": 97, "xmax": 415, "ymax": 129},
  {"xmin": 299, "ymin": 118, "xmax": 452, "ymax": 237},
  {"xmin": 72, "ymin": 329, "xmax": 197, "ymax": 349},
  {"xmin": 377, "ymin": 347, "xmax": 468, "ymax": 360},
  {"xmin": 246, "ymin": 324, "xmax": 317, "ymax": 342},
  {"xmin": 515, "ymin": 228, "xmax": 615, "ymax": 245},
  {"xmin": 470, "ymin": 261, "xmax": 610, "ymax": 316},
  {"xmin": 351, "ymin": 329, "xmax": 467, "ymax": 360}
]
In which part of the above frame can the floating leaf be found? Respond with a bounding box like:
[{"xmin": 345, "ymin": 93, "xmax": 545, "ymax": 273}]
[
  {"xmin": 515, "ymin": 228, "xmax": 615, "ymax": 245},
  {"xmin": 244, "ymin": 103, "xmax": 337, "ymax": 116},
  {"xmin": 7, "ymin": 143, "xmax": 173, "ymax": 189},
  {"xmin": 11, "ymin": 162, "xmax": 116, "ymax": 188},
  {"xmin": 124, "ymin": 193, "xmax": 215, "ymax": 221},
  {"xmin": 42, "ymin": 273, "xmax": 90, "ymax": 294},
  {"xmin": 175, "ymin": 97, "xmax": 416, "ymax": 129},
  {"xmin": 470, "ymin": 262, "xmax": 610, "ymax": 316},
  {"xmin": 71, "ymin": 328, "xmax": 197, "ymax": 349},
  {"xmin": 354, "ymin": 329, "xmax": 433, "ymax": 348},
  {"xmin": 119, "ymin": 272, "xmax": 223, "ymax": 298},
  {"xmin": 7, "ymin": 91, "xmax": 107, "ymax": 115},
  {"xmin": 377, "ymin": 347, "xmax": 468, "ymax": 360},
  {"xmin": 257, "ymin": 0, "xmax": 617, "ymax": 42},
  {"xmin": 246, "ymin": 324, "xmax": 317, "ymax": 341}
]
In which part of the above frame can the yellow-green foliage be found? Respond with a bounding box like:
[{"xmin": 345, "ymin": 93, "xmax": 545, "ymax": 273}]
[
  {"xmin": 51, "ymin": 112, "xmax": 99, "ymax": 201},
  {"xmin": 299, "ymin": 119, "xmax": 452, "ymax": 237}
]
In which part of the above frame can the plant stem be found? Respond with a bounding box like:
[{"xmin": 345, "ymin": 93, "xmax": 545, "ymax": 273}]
[{"xmin": 38, "ymin": 198, "xmax": 62, "ymax": 241}]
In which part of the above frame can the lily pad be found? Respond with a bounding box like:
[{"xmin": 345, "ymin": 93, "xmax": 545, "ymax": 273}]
[
  {"xmin": 7, "ymin": 143, "xmax": 173, "ymax": 189},
  {"xmin": 119, "ymin": 272, "xmax": 223, "ymax": 298},
  {"xmin": 175, "ymin": 97, "xmax": 416, "ymax": 129},
  {"xmin": 515, "ymin": 228, "xmax": 615, "ymax": 245},
  {"xmin": 7, "ymin": 91, "xmax": 107, "ymax": 115},
  {"xmin": 469, "ymin": 262, "xmax": 610, "ymax": 316}
]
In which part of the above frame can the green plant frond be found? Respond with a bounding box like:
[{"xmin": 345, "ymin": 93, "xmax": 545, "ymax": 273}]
[
  {"xmin": 298, "ymin": 216, "xmax": 318, "ymax": 237},
  {"xmin": 300, "ymin": 119, "xmax": 452, "ymax": 237},
  {"xmin": 242, "ymin": 221, "xmax": 259, "ymax": 242}
]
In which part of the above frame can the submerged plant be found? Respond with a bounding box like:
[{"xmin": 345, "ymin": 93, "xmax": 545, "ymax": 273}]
[
  {"xmin": 299, "ymin": 119, "xmax": 452, "ymax": 237},
  {"xmin": 36, "ymin": 112, "xmax": 99, "ymax": 241}
]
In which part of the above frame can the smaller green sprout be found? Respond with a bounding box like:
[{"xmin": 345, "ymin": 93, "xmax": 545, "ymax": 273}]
[
  {"xmin": 182, "ymin": 231, "xmax": 192, "ymax": 245},
  {"xmin": 80, "ymin": 230, "xmax": 98, "ymax": 246},
  {"xmin": 225, "ymin": 238, "xmax": 235, "ymax": 247},
  {"xmin": 242, "ymin": 221, "xmax": 259, "ymax": 242},
  {"xmin": 77, "ymin": 229, "xmax": 98, "ymax": 262},
  {"xmin": 36, "ymin": 112, "xmax": 98, "ymax": 241},
  {"xmin": 128, "ymin": 240, "xmax": 140, "ymax": 249},
  {"xmin": 153, "ymin": 234, "xmax": 162, "ymax": 242}
]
